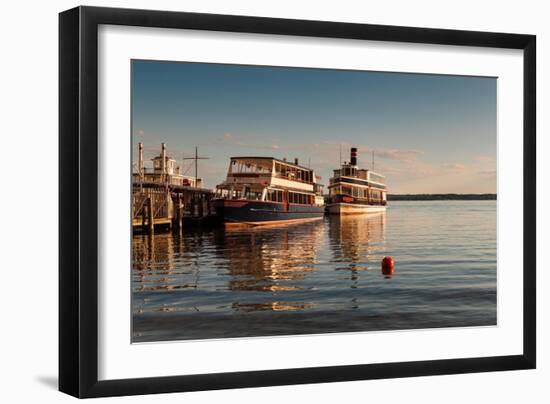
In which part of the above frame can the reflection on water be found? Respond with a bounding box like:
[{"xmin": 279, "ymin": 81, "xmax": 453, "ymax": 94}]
[
  {"xmin": 132, "ymin": 201, "xmax": 496, "ymax": 342},
  {"xmin": 330, "ymin": 214, "xmax": 386, "ymax": 273}
]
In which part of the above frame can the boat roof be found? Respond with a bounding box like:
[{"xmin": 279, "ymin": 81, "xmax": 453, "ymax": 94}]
[
  {"xmin": 335, "ymin": 166, "xmax": 385, "ymax": 178},
  {"xmin": 367, "ymin": 171, "xmax": 385, "ymax": 178},
  {"xmin": 230, "ymin": 156, "xmax": 314, "ymax": 171}
]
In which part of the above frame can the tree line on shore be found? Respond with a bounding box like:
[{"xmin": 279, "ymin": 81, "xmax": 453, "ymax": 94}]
[{"xmin": 387, "ymin": 193, "xmax": 496, "ymax": 201}]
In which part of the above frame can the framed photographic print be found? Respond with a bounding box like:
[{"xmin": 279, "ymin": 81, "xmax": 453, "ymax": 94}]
[{"xmin": 59, "ymin": 6, "xmax": 536, "ymax": 398}]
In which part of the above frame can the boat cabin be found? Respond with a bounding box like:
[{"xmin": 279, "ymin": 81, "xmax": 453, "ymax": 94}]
[
  {"xmin": 328, "ymin": 148, "xmax": 387, "ymax": 206},
  {"xmin": 216, "ymin": 157, "xmax": 324, "ymax": 206}
]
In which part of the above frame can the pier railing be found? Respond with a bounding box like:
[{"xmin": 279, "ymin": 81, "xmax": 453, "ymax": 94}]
[
  {"xmin": 132, "ymin": 182, "xmax": 215, "ymax": 233},
  {"xmin": 132, "ymin": 189, "xmax": 172, "ymax": 224}
]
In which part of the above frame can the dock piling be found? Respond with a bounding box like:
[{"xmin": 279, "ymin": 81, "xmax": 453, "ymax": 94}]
[
  {"xmin": 147, "ymin": 196, "xmax": 154, "ymax": 235},
  {"xmin": 141, "ymin": 196, "xmax": 147, "ymax": 233}
]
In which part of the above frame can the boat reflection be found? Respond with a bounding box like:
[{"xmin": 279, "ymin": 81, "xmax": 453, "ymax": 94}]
[
  {"xmin": 133, "ymin": 231, "xmax": 203, "ymax": 292},
  {"xmin": 132, "ymin": 212, "xmax": 387, "ymax": 313},
  {"xmin": 328, "ymin": 212, "xmax": 386, "ymax": 285},
  {"xmin": 216, "ymin": 220, "xmax": 325, "ymax": 293},
  {"xmin": 232, "ymin": 301, "xmax": 313, "ymax": 312}
]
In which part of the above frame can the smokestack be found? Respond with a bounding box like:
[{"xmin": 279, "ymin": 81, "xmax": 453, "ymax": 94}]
[
  {"xmin": 294, "ymin": 157, "xmax": 299, "ymax": 165},
  {"xmin": 350, "ymin": 147, "xmax": 358, "ymax": 166},
  {"xmin": 161, "ymin": 143, "xmax": 166, "ymax": 174},
  {"xmin": 138, "ymin": 142, "xmax": 144, "ymax": 176}
]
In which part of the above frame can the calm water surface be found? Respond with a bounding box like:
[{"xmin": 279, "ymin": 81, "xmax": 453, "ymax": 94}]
[{"xmin": 132, "ymin": 201, "xmax": 496, "ymax": 342}]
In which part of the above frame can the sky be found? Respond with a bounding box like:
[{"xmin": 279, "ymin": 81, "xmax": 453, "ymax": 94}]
[{"xmin": 132, "ymin": 60, "xmax": 497, "ymax": 194}]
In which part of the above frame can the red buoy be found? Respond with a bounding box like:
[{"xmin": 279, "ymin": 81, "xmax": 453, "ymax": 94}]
[{"xmin": 381, "ymin": 256, "xmax": 395, "ymax": 276}]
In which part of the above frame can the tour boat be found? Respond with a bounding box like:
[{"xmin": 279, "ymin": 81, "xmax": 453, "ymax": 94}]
[
  {"xmin": 326, "ymin": 147, "xmax": 387, "ymax": 214},
  {"xmin": 212, "ymin": 157, "xmax": 325, "ymax": 227}
]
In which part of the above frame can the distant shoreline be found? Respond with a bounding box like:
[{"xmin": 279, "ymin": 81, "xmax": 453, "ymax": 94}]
[{"xmin": 388, "ymin": 194, "xmax": 496, "ymax": 201}]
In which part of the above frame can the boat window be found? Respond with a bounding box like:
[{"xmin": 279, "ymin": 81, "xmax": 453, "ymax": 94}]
[
  {"xmin": 244, "ymin": 187, "xmax": 263, "ymax": 200},
  {"xmin": 267, "ymin": 190, "xmax": 283, "ymax": 203},
  {"xmin": 230, "ymin": 160, "xmax": 271, "ymax": 174}
]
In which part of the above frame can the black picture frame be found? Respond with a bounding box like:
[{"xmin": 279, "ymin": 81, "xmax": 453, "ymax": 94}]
[{"xmin": 59, "ymin": 5, "xmax": 536, "ymax": 398}]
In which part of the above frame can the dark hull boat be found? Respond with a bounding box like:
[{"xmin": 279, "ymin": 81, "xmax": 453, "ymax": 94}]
[
  {"xmin": 213, "ymin": 157, "xmax": 325, "ymax": 227},
  {"xmin": 213, "ymin": 199, "xmax": 324, "ymax": 227}
]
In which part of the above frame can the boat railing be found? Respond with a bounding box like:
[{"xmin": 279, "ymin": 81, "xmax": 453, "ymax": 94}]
[
  {"xmin": 273, "ymin": 173, "xmax": 313, "ymax": 184},
  {"xmin": 332, "ymin": 194, "xmax": 387, "ymax": 206}
]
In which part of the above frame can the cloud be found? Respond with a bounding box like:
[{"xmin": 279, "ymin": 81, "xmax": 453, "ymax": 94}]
[
  {"xmin": 264, "ymin": 140, "xmax": 423, "ymax": 165},
  {"xmin": 219, "ymin": 131, "xmax": 281, "ymax": 151},
  {"xmin": 478, "ymin": 169, "xmax": 496, "ymax": 177},
  {"xmin": 473, "ymin": 155, "xmax": 495, "ymax": 164},
  {"xmin": 441, "ymin": 163, "xmax": 466, "ymax": 171},
  {"xmin": 374, "ymin": 149, "xmax": 423, "ymax": 163}
]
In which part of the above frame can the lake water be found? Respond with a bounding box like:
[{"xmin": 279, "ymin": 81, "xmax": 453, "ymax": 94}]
[{"xmin": 132, "ymin": 201, "xmax": 496, "ymax": 342}]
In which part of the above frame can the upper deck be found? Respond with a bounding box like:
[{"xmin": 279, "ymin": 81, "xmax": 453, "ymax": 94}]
[
  {"xmin": 222, "ymin": 156, "xmax": 319, "ymax": 192},
  {"xmin": 329, "ymin": 164, "xmax": 386, "ymax": 189},
  {"xmin": 328, "ymin": 147, "xmax": 387, "ymax": 190}
]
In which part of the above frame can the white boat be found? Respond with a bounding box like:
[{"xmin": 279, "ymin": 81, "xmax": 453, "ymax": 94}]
[
  {"xmin": 326, "ymin": 147, "xmax": 388, "ymax": 215},
  {"xmin": 212, "ymin": 156, "xmax": 325, "ymax": 227}
]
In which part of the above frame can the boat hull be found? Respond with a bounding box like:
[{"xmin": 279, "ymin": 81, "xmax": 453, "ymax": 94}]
[
  {"xmin": 212, "ymin": 199, "xmax": 325, "ymax": 227},
  {"xmin": 326, "ymin": 202, "xmax": 386, "ymax": 215}
]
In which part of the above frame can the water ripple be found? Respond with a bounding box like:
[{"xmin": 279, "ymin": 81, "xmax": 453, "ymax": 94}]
[{"xmin": 132, "ymin": 200, "xmax": 496, "ymax": 341}]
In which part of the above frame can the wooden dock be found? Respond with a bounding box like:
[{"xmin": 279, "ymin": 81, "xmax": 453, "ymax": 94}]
[
  {"xmin": 132, "ymin": 182, "xmax": 216, "ymax": 234},
  {"xmin": 132, "ymin": 142, "xmax": 218, "ymax": 234}
]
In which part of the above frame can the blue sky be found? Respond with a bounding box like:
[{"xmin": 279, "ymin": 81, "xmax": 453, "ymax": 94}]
[{"xmin": 132, "ymin": 60, "xmax": 496, "ymax": 193}]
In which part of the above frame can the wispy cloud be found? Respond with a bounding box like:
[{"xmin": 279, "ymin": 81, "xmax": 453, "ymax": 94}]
[
  {"xmin": 219, "ymin": 132, "xmax": 281, "ymax": 151},
  {"xmin": 374, "ymin": 149, "xmax": 423, "ymax": 163},
  {"xmin": 200, "ymin": 134, "xmax": 496, "ymax": 193},
  {"xmin": 473, "ymin": 155, "xmax": 495, "ymax": 164},
  {"xmin": 260, "ymin": 140, "xmax": 424, "ymax": 164},
  {"xmin": 478, "ymin": 169, "xmax": 496, "ymax": 178},
  {"xmin": 441, "ymin": 163, "xmax": 466, "ymax": 172}
]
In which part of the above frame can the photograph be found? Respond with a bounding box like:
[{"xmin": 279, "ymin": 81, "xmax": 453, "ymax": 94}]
[{"xmin": 131, "ymin": 60, "xmax": 497, "ymax": 342}]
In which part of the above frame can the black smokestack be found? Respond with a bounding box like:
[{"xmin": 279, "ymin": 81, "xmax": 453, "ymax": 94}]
[{"xmin": 350, "ymin": 147, "xmax": 358, "ymax": 166}]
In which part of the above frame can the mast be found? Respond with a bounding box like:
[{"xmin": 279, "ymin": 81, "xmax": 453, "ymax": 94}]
[
  {"xmin": 183, "ymin": 146, "xmax": 209, "ymax": 188},
  {"xmin": 138, "ymin": 142, "xmax": 144, "ymax": 192}
]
